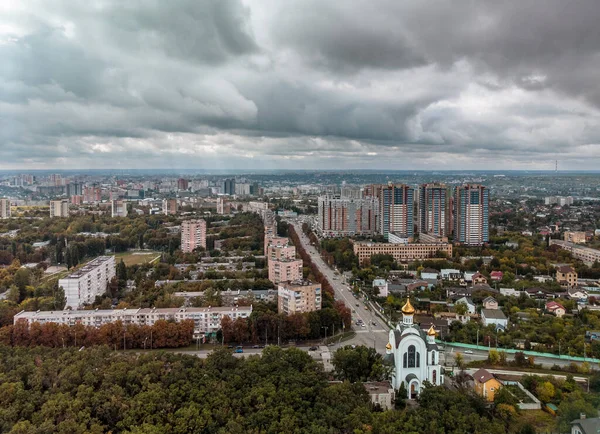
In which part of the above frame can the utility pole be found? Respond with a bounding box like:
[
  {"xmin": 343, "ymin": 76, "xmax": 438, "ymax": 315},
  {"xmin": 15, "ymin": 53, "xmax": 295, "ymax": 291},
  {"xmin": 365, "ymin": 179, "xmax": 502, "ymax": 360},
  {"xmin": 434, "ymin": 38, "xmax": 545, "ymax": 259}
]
[{"xmin": 476, "ymin": 329, "xmax": 479, "ymax": 348}]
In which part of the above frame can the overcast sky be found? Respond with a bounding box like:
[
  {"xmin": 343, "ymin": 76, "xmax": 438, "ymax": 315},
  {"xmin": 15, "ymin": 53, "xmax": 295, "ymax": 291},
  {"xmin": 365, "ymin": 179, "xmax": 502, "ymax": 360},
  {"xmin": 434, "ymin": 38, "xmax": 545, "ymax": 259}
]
[{"xmin": 2, "ymin": 0, "xmax": 600, "ymax": 171}]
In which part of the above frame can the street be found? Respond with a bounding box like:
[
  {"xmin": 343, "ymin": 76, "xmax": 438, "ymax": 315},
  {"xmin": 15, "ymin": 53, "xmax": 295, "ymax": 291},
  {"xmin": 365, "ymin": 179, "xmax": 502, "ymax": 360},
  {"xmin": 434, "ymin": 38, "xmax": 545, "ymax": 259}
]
[{"xmin": 289, "ymin": 220, "xmax": 391, "ymax": 352}]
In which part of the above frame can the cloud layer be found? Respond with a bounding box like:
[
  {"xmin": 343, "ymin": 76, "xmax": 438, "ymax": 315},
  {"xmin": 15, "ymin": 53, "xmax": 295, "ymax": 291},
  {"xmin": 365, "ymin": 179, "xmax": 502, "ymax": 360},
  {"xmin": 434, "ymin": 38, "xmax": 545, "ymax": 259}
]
[{"xmin": 2, "ymin": 0, "xmax": 600, "ymax": 170}]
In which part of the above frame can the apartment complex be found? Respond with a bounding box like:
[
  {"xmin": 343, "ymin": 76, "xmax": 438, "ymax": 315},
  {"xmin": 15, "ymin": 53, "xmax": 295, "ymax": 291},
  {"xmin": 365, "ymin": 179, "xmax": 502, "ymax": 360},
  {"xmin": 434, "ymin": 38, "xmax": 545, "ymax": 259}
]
[
  {"xmin": 419, "ymin": 183, "xmax": 448, "ymax": 238},
  {"xmin": 550, "ymin": 240, "xmax": 600, "ymax": 266},
  {"xmin": 317, "ymin": 196, "xmax": 378, "ymax": 237},
  {"xmin": 162, "ymin": 199, "xmax": 178, "ymax": 215},
  {"xmin": 0, "ymin": 198, "xmax": 10, "ymax": 219},
  {"xmin": 453, "ymin": 184, "xmax": 489, "ymax": 245},
  {"xmin": 177, "ymin": 178, "xmax": 189, "ymax": 191},
  {"xmin": 181, "ymin": 219, "xmax": 207, "ymax": 253},
  {"xmin": 564, "ymin": 231, "xmax": 586, "ymax": 244},
  {"xmin": 222, "ymin": 178, "xmax": 235, "ymax": 195},
  {"xmin": 49, "ymin": 200, "xmax": 69, "ymax": 218},
  {"xmin": 545, "ymin": 196, "xmax": 573, "ymax": 206},
  {"xmin": 268, "ymin": 258, "xmax": 303, "ymax": 284},
  {"xmin": 278, "ymin": 281, "xmax": 322, "ymax": 314},
  {"xmin": 353, "ymin": 241, "xmax": 453, "ymax": 266},
  {"xmin": 111, "ymin": 200, "xmax": 128, "ymax": 217},
  {"xmin": 59, "ymin": 256, "xmax": 116, "ymax": 309},
  {"xmin": 83, "ymin": 186, "xmax": 102, "ymax": 203},
  {"xmin": 216, "ymin": 197, "xmax": 231, "ymax": 215},
  {"xmin": 556, "ymin": 265, "xmax": 578, "ymax": 287},
  {"xmin": 13, "ymin": 305, "xmax": 252, "ymax": 340}
]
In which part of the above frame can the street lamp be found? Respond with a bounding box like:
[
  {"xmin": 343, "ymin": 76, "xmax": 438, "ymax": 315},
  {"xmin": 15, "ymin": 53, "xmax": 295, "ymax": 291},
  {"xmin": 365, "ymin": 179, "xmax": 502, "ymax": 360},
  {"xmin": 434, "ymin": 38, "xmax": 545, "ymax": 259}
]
[{"xmin": 322, "ymin": 326, "xmax": 328, "ymax": 345}]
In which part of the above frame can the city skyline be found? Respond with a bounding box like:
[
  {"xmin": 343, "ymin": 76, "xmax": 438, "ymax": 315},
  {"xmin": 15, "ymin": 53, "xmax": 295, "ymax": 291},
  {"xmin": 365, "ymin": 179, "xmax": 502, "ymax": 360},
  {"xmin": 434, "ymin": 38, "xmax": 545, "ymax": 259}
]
[{"xmin": 3, "ymin": 1, "xmax": 600, "ymax": 170}]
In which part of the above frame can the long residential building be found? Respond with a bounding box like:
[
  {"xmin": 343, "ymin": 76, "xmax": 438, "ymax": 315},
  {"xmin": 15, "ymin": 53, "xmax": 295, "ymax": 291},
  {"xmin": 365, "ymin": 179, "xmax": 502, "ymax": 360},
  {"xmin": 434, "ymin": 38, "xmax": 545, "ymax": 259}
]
[
  {"xmin": 419, "ymin": 183, "xmax": 448, "ymax": 238},
  {"xmin": 49, "ymin": 200, "xmax": 69, "ymax": 218},
  {"xmin": 453, "ymin": 184, "xmax": 489, "ymax": 245},
  {"xmin": 111, "ymin": 200, "xmax": 128, "ymax": 217},
  {"xmin": 278, "ymin": 281, "xmax": 322, "ymax": 314},
  {"xmin": 0, "ymin": 198, "xmax": 10, "ymax": 219},
  {"xmin": 181, "ymin": 219, "xmax": 207, "ymax": 253},
  {"xmin": 353, "ymin": 241, "xmax": 453, "ymax": 266},
  {"xmin": 317, "ymin": 196, "xmax": 378, "ymax": 237},
  {"xmin": 13, "ymin": 305, "xmax": 253, "ymax": 340},
  {"xmin": 162, "ymin": 199, "xmax": 178, "ymax": 215},
  {"xmin": 59, "ymin": 256, "xmax": 116, "ymax": 309},
  {"xmin": 549, "ymin": 240, "xmax": 600, "ymax": 266}
]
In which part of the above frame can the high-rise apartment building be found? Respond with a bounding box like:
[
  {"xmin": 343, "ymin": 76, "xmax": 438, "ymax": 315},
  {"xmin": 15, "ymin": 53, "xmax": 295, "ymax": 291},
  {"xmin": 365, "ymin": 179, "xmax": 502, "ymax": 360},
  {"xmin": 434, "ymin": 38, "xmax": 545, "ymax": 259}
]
[
  {"xmin": 177, "ymin": 178, "xmax": 189, "ymax": 191},
  {"xmin": 162, "ymin": 199, "xmax": 178, "ymax": 215},
  {"xmin": 216, "ymin": 197, "xmax": 231, "ymax": 215},
  {"xmin": 278, "ymin": 281, "xmax": 322, "ymax": 314},
  {"xmin": 83, "ymin": 186, "xmax": 102, "ymax": 203},
  {"xmin": 317, "ymin": 196, "xmax": 378, "ymax": 237},
  {"xmin": 181, "ymin": 219, "xmax": 207, "ymax": 253},
  {"xmin": 111, "ymin": 200, "xmax": 128, "ymax": 217},
  {"xmin": 49, "ymin": 200, "xmax": 69, "ymax": 218},
  {"xmin": 379, "ymin": 184, "xmax": 414, "ymax": 241},
  {"xmin": 453, "ymin": 184, "xmax": 489, "ymax": 245},
  {"xmin": 268, "ymin": 244, "xmax": 297, "ymax": 261},
  {"xmin": 419, "ymin": 183, "xmax": 448, "ymax": 238},
  {"xmin": 222, "ymin": 179, "xmax": 236, "ymax": 195},
  {"xmin": 0, "ymin": 198, "xmax": 10, "ymax": 219},
  {"xmin": 268, "ymin": 258, "xmax": 303, "ymax": 284},
  {"xmin": 66, "ymin": 182, "xmax": 83, "ymax": 197},
  {"xmin": 58, "ymin": 255, "xmax": 116, "ymax": 309}
]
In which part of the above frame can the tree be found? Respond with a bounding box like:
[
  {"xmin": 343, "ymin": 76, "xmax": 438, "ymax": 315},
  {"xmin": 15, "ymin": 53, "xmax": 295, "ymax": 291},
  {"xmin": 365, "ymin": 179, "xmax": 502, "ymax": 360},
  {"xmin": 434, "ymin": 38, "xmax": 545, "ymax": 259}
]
[
  {"xmin": 117, "ymin": 259, "xmax": 127, "ymax": 282},
  {"xmin": 332, "ymin": 345, "xmax": 390, "ymax": 383},
  {"xmin": 454, "ymin": 352, "xmax": 464, "ymax": 369},
  {"xmin": 536, "ymin": 381, "xmax": 555, "ymax": 403}
]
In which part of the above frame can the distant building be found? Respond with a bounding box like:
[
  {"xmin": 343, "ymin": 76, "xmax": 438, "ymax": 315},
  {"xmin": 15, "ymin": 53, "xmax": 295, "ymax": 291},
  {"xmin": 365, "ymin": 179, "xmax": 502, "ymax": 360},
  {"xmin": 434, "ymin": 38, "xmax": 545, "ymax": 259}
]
[
  {"xmin": 0, "ymin": 198, "xmax": 10, "ymax": 219},
  {"xmin": 353, "ymin": 242, "xmax": 452, "ymax": 266},
  {"xmin": 111, "ymin": 200, "xmax": 128, "ymax": 218},
  {"xmin": 177, "ymin": 178, "xmax": 189, "ymax": 191},
  {"xmin": 162, "ymin": 199, "xmax": 178, "ymax": 215},
  {"xmin": 317, "ymin": 196, "xmax": 378, "ymax": 237},
  {"xmin": 268, "ymin": 258, "xmax": 303, "ymax": 284},
  {"xmin": 455, "ymin": 297, "xmax": 475, "ymax": 314},
  {"xmin": 58, "ymin": 256, "xmax": 116, "ymax": 309},
  {"xmin": 453, "ymin": 184, "xmax": 489, "ymax": 245},
  {"xmin": 419, "ymin": 183, "xmax": 448, "ymax": 238},
  {"xmin": 472, "ymin": 368, "xmax": 502, "ymax": 402},
  {"xmin": 49, "ymin": 200, "xmax": 69, "ymax": 218},
  {"xmin": 83, "ymin": 186, "xmax": 102, "ymax": 203},
  {"xmin": 181, "ymin": 219, "xmax": 207, "ymax": 253},
  {"xmin": 222, "ymin": 179, "xmax": 235, "ymax": 195},
  {"xmin": 545, "ymin": 196, "xmax": 573, "ymax": 206},
  {"xmin": 364, "ymin": 382, "xmax": 395, "ymax": 410},
  {"xmin": 66, "ymin": 182, "xmax": 83, "ymax": 197},
  {"xmin": 556, "ymin": 265, "xmax": 578, "ymax": 288},
  {"xmin": 268, "ymin": 244, "xmax": 296, "ymax": 261},
  {"xmin": 564, "ymin": 231, "xmax": 586, "ymax": 244},
  {"xmin": 216, "ymin": 197, "xmax": 231, "ymax": 215},
  {"xmin": 550, "ymin": 240, "xmax": 600, "ymax": 266},
  {"xmin": 278, "ymin": 281, "xmax": 321, "ymax": 314},
  {"xmin": 483, "ymin": 296, "xmax": 498, "ymax": 310}
]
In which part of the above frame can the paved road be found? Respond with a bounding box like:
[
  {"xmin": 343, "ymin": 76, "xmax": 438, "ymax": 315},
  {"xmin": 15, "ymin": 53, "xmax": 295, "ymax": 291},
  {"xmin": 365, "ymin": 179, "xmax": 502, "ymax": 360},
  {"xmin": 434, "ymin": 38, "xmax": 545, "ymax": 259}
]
[{"xmin": 288, "ymin": 220, "xmax": 391, "ymax": 352}]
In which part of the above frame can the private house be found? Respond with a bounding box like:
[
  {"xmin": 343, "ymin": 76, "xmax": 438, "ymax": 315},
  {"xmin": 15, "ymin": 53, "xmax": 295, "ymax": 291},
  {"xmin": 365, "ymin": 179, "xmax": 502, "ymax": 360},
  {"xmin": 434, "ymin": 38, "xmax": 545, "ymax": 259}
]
[
  {"xmin": 373, "ymin": 279, "xmax": 387, "ymax": 297},
  {"xmin": 472, "ymin": 272, "xmax": 488, "ymax": 285},
  {"xmin": 472, "ymin": 368, "xmax": 502, "ymax": 402},
  {"xmin": 481, "ymin": 309, "xmax": 508, "ymax": 330},
  {"xmin": 571, "ymin": 416, "xmax": 600, "ymax": 434},
  {"xmin": 364, "ymin": 382, "xmax": 395, "ymax": 410},
  {"xmin": 490, "ymin": 271, "xmax": 503, "ymax": 281},
  {"xmin": 546, "ymin": 301, "xmax": 566, "ymax": 318},
  {"xmin": 525, "ymin": 287, "xmax": 556, "ymax": 300},
  {"xmin": 568, "ymin": 287, "xmax": 589, "ymax": 301},
  {"xmin": 455, "ymin": 297, "xmax": 476, "ymax": 314},
  {"xmin": 420, "ymin": 268, "xmax": 439, "ymax": 280},
  {"xmin": 556, "ymin": 266, "xmax": 578, "ymax": 288},
  {"xmin": 483, "ymin": 296, "xmax": 499, "ymax": 310}
]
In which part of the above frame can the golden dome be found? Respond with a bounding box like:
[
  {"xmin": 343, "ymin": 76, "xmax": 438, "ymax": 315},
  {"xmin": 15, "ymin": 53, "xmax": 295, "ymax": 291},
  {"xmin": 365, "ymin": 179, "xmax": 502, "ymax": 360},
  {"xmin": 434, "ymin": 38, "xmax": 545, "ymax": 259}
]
[
  {"xmin": 401, "ymin": 298, "xmax": 415, "ymax": 315},
  {"xmin": 427, "ymin": 325, "xmax": 437, "ymax": 336},
  {"xmin": 386, "ymin": 342, "xmax": 392, "ymax": 350}
]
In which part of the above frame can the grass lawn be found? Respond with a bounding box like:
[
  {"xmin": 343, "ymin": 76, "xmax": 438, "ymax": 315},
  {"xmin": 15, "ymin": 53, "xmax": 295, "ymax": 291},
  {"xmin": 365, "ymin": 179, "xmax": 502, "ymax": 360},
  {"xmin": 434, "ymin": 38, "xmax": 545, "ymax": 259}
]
[{"xmin": 114, "ymin": 250, "xmax": 161, "ymax": 266}]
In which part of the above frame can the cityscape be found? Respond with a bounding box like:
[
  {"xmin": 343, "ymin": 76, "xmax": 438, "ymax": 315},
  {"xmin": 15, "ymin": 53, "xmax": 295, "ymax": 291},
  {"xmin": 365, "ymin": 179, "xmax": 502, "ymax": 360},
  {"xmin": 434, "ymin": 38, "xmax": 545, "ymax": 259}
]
[{"xmin": 3, "ymin": 0, "xmax": 600, "ymax": 433}]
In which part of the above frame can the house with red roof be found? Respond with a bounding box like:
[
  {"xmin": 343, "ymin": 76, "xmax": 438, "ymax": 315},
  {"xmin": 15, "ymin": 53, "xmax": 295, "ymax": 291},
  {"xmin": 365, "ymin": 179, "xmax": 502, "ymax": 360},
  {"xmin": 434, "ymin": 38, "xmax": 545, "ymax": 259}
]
[
  {"xmin": 490, "ymin": 271, "xmax": 503, "ymax": 282},
  {"xmin": 545, "ymin": 301, "xmax": 566, "ymax": 318}
]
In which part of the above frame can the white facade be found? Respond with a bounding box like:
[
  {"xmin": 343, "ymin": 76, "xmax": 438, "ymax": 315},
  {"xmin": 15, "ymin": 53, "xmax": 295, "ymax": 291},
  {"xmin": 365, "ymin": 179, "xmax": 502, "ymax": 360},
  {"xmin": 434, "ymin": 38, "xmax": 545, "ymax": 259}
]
[
  {"xmin": 481, "ymin": 309, "xmax": 508, "ymax": 329},
  {"xmin": 13, "ymin": 305, "xmax": 252, "ymax": 339},
  {"xmin": 111, "ymin": 200, "xmax": 128, "ymax": 217},
  {"xmin": 386, "ymin": 300, "xmax": 443, "ymax": 397},
  {"xmin": 0, "ymin": 198, "xmax": 10, "ymax": 219},
  {"xmin": 59, "ymin": 256, "xmax": 116, "ymax": 309}
]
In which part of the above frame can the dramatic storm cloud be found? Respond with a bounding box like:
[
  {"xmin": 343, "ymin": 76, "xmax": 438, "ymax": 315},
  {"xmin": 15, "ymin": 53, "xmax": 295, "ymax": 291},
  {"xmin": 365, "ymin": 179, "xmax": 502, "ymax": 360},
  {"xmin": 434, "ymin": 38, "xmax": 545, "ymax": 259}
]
[{"xmin": 2, "ymin": 0, "xmax": 600, "ymax": 170}]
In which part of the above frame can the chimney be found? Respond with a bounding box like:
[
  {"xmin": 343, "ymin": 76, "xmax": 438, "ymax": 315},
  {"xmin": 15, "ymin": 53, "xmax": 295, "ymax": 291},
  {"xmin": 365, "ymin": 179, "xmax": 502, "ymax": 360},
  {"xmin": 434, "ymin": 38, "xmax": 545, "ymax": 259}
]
[{"xmin": 580, "ymin": 413, "xmax": 586, "ymax": 420}]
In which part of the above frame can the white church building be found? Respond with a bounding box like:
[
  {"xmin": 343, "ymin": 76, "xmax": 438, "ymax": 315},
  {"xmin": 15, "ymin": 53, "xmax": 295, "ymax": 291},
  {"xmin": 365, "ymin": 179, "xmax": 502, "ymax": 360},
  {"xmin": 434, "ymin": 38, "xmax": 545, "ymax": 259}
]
[{"xmin": 385, "ymin": 298, "xmax": 443, "ymax": 398}]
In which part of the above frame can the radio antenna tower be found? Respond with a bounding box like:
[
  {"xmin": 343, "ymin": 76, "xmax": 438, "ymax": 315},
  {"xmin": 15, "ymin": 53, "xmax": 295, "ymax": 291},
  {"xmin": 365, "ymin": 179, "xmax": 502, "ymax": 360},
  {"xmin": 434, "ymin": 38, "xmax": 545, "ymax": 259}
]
[{"xmin": 555, "ymin": 160, "xmax": 558, "ymax": 172}]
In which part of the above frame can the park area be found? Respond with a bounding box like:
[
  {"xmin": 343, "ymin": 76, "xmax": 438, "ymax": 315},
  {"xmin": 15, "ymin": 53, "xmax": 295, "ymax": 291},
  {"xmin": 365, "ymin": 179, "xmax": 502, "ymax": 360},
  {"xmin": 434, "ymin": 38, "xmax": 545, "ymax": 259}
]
[{"xmin": 115, "ymin": 250, "xmax": 161, "ymax": 266}]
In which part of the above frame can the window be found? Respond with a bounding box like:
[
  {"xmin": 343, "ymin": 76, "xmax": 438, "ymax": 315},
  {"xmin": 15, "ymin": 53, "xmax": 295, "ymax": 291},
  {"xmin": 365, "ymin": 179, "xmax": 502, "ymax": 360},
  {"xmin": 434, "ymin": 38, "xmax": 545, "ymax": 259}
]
[
  {"xmin": 403, "ymin": 352, "xmax": 407, "ymax": 368},
  {"xmin": 432, "ymin": 370, "xmax": 437, "ymax": 384},
  {"xmin": 408, "ymin": 345, "xmax": 416, "ymax": 368}
]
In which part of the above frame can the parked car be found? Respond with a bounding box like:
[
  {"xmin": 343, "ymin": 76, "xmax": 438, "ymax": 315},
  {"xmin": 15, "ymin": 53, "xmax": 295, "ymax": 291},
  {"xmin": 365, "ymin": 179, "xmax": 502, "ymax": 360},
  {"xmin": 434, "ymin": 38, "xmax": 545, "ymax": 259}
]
[
  {"xmin": 234, "ymin": 346, "xmax": 243, "ymax": 353},
  {"xmin": 309, "ymin": 346, "xmax": 318, "ymax": 351}
]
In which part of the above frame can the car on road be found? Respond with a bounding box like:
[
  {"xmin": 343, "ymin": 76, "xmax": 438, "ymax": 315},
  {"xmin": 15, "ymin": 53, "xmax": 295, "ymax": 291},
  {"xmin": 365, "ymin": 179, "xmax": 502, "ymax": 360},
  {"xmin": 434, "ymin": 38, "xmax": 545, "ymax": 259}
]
[
  {"xmin": 252, "ymin": 345, "xmax": 260, "ymax": 349},
  {"xmin": 356, "ymin": 303, "xmax": 359, "ymax": 306},
  {"xmin": 234, "ymin": 346, "xmax": 243, "ymax": 353},
  {"xmin": 464, "ymin": 350, "xmax": 474, "ymax": 354},
  {"xmin": 372, "ymin": 321, "xmax": 377, "ymax": 326},
  {"xmin": 309, "ymin": 346, "xmax": 318, "ymax": 351},
  {"xmin": 361, "ymin": 323, "xmax": 366, "ymax": 328}
]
